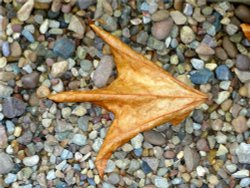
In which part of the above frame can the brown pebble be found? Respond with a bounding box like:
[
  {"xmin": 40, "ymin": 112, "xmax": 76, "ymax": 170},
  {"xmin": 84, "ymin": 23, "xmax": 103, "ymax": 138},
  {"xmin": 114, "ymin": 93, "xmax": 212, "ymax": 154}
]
[
  {"xmin": 215, "ymin": 47, "xmax": 228, "ymax": 61},
  {"xmin": 151, "ymin": 18, "xmax": 173, "ymax": 40},
  {"xmin": 221, "ymin": 99, "xmax": 232, "ymax": 111},
  {"xmin": 36, "ymin": 85, "xmax": 50, "ymax": 98},
  {"xmin": 222, "ymin": 37, "xmax": 237, "ymax": 58},
  {"xmin": 235, "ymin": 5, "xmax": 250, "ymax": 24},
  {"xmin": 164, "ymin": 150, "xmax": 175, "ymax": 158},
  {"xmin": 232, "ymin": 116, "xmax": 248, "ymax": 133}
]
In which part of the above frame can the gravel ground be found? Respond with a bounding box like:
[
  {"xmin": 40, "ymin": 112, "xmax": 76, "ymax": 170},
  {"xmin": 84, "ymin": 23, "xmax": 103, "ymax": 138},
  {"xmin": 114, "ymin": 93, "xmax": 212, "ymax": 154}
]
[{"xmin": 0, "ymin": 0, "xmax": 250, "ymax": 187}]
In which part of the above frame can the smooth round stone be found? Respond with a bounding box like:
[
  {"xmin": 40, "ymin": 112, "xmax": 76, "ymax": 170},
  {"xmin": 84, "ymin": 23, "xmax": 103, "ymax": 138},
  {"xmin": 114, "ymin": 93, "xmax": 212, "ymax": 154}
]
[
  {"xmin": 183, "ymin": 3, "xmax": 193, "ymax": 16},
  {"xmin": 154, "ymin": 176, "xmax": 169, "ymax": 188},
  {"xmin": 207, "ymin": 175, "xmax": 219, "ymax": 185},
  {"xmin": 216, "ymin": 132, "xmax": 227, "ymax": 144},
  {"xmin": 23, "ymin": 155, "xmax": 40, "ymax": 166},
  {"xmin": 151, "ymin": 10, "xmax": 169, "ymax": 21},
  {"xmin": 184, "ymin": 146, "xmax": 200, "ymax": 172},
  {"xmin": 21, "ymin": 72, "xmax": 40, "ymax": 89},
  {"xmin": 196, "ymin": 138, "xmax": 209, "ymax": 151},
  {"xmin": 222, "ymin": 37, "xmax": 237, "ymax": 58},
  {"xmin": 215, "ymin": 65, "xmax": 232, "ymax": 81},
  {"xmin": 0, "ymin": 152, "xmax": 14, "ymax": 174},
  {"xmin": 144, "ymin": 130, "xmax": 166, "ymax": 146},
  {"xmin": 232, "ymin": 116, "xmax": 248, "ymax": 134},
  {"xmin": 71, "ymin": 134, "xmax": 87, "ymax": 146},
  {"xmin": 191, "ymin": 58, "xmax": 204, "ymax": 70},
  {"xmin": 72, "ymin": 106, "xmax": 87, "ymax": 116},
  {"xmin": 136, "ymin": 31, "xmax": 149, "ymax": 45},
  {"xmin": 216, "ymin": 144, "xmax": 228, "ymax": 156},
  {"xmin": 3, "ymin": 97, "xmax": 27, "ymax": 118},
  {"xmin": 53, "ymin": 37, "xmax": 76, "ymax": 59},
  {"xmin": 195, "ymin": 43, "xmax": 215, "ymax": 56},
  {"xmin": 0, "ymin": 57, "xmax": 7, "ymax": 68},
  {"xmin": 17, "ymin": 0, "xmax": 34, "ymax": 21},
  {"xmin": 4, "ymin": 173, "xmax": 17, "ymax": 184},
  {"xmin": 235, "ymin": 5, "xmax": 250, "ymax": 24},
  {"xmin": 36, "ymin": 85, "xmax": 50, "ymax": 98},
  {"xmin": 240, "ymin": 178, "xmax": 250, "ymax": 187},
  {"xmin": 236, "ymin": 54, "xmax": 250, "ymax": 71},
  {"xmin": 2, "ymin": 41, "xmax": 10, "ymax": 57},
  {"xmin": 108, "ymin": 173, "xmax": 120, "ymax": 185},
  {"xmin": 180, "ymin": 26, "xmax": 195, "ymax": 44},
  {"xmin": 226, "ymin": 24, "xmax": 238, "ymax": 36},
  {"xmin": 226, "ymin": 164, "xmax": 237, "ymax": 173},
  {"xmin": 39, "ymin": 19, "xmax": 49, "ymax": 34},
  {"xmin": 151, "ymin": 18, "xmax": 173, "ymax": 40},
  {"xmin": 215, "ymin": 47, "xmax": 228, "ymax": 60},
  {"xmin": 101, "ymin": 14, "xmax": 117, "ymax": 32},
  {"xmin": 170, "ymin": 11, "xmax": 187, "ymax": 25},
  {"xmin": 190, "ymin": 68, "xmax": 214, "ymax": 85}
]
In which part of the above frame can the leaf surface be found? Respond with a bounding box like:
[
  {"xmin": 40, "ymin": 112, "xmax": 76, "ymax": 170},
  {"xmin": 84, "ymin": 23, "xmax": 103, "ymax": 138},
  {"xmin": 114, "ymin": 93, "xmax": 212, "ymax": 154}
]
[{"xmin": 48, "ymin": 23, "xmax": 207, "ymax": 178}]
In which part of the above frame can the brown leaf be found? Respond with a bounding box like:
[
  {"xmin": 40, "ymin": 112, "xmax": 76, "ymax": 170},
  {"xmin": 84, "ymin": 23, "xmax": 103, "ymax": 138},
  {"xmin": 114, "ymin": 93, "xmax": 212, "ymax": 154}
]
[
  {"xmin": 241, "ymin": 23, "xmax": 250, "ymax": 41},
  {"xmin": 48, "ymin": 23, "xmax": 207, "ymax": 178}
]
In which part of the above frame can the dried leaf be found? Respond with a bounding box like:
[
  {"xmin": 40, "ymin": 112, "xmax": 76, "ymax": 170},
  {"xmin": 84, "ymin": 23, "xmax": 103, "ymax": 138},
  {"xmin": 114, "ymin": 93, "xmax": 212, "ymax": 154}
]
[
  {"xmin": 48, "ymin": 23, "xmax": 207, "ymax": 178},
  {"xmin": 241, "ymin": 23, "xmax": 250, "ymax": 40}
]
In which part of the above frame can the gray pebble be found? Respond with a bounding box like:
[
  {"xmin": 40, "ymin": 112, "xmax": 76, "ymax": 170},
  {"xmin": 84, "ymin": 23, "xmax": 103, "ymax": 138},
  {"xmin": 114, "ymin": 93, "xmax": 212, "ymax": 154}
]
[
  {"xmin": 0, "ymin": 152, "xmax": 14, "ymax": 174},
  {"xmin": 71, "ymin": 134, "xmax": 87, "ymax": 146},
  {"xmin": 184, "ymin": 146, "xmax": 200, "ymax": 172},
  {"xmin": 235, "ymin": 143, "xmax": 250, "ymax": 164},
  {"xmin": 0, "ymin": 84, "xmax": 13, "ymax": 98},
  {"xmin": 144, "ymin": 130, "xmax": 166, "ymax": 146},
  {"xmin": 3, "ymin": 97, "xmax": 27, "ymax": 118},
  {"xmin": 21, "ymin": 72, "xmax": 40, "ymax": 89},
  {"xmin": 108, "ymin": 173, "xmax": 120, "ymax": 185}
]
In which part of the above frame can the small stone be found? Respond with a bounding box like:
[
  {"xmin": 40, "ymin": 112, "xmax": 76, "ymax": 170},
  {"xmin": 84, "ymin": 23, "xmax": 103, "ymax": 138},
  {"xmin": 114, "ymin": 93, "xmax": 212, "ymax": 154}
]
[
  {"xmin": 226, "ymin": 24, "xmax": 238, "ymax": 36},
  {"xmin": 208, "ymin": 175, "xmax": 219, "ymax": 185},
  {"xmin": 190, "ymin": 68, "xmax": 213, "ymax": 85},
  {"xmin": 23, "ymin": 155, "xmax": 40, "ymax": 166},
  {"xmin": 196, "ymin": 138, "xmax": 209, "ymax": 151},
  {"xmin": 183, "ymin": 3, "xmax": 193, "ymax": 16},
  {"xmin": 215, "ymin": 91, "xmax": 230, "ymax": 105},
  {"xmin": 216, "ymin": 132, "xmax": 227, "ymax": 144},
  {"xmin": 3, "ymin": 97, "xmax": 27, "ymax": 118},
  {"xmin": 77, "ymin": 116, "xmax": 89, "ymax": 131},
  {"xmin": 235, "ymin": 5, "xmax": 250, "ymax": 24},
  {"xmin": 101, "ymin": 14, "xmax": 117, "ymax": 32},
  {"xmin": 105, "ymin": 160, "xmax": 115, "ymax": 173},
  {"xmin": 0, "ymin": 84, "xmax": 13, "ymax": 98},
  {"xmin": 39, "ymin": 19, "xmax": 49, "ymax": 34},
  {"xmin": 216, "ymin": 144, "xmax": 228, "ymax": 156},
  {"xmin": 151, "ymin": 18, "xmax": 173, "ymax": 40},
  {"xmin": 71, "ymin": 134, "xmax": 87, "ymax": 146},
  {"xmin": 0, "ymin": 126, "xmax": 7, "ymax": 148},
  {"xmin": 21, "ymin": 72, "xmax": 40, "ymax": 89},
  {"xmin": 184, "ymin": 146, "xmax": 200, "ymax": 172},
  {"xmin": 147, "ymin": 36, "xmax": 165, "ymax": 50},
  {"xmin": 180, "ymin": 26, "xmax": 195, "ymax": 44},
  {"xmin": 215, "ymin": 47, "xmax": 228, "ymax": 61},
  {"xmin": 191, "ymin": 58, "xmax": 204, "ymax": 70},
  {"xmin": 236, "ymin": 54, "xmax": 250, "ymax": 71},
  {"xmin": 226, "ymin": 164, "xmax": 237, "ymax": 173},
  {"xmin": 42, "ymin": 119, "xmax": 52, "ymax": 128},
  {"xmin": 10, "ymin": 42, "xmax": 22, "ymax": 57},
  {"xmin": 21, "ymin": 30, "xmax": 35, "ymax": 43},
  {"xmin": 108, "ymin": 173, "xmax": 120, "ymax": 185},
  {"xmin": 17, "ymin": 130, "xmax": 32, "ymax": 145},
  {"xmin": 77, "ymin": 0, "xmax": 96, "ymax": 9},
  {"xmin": 53, "ymin": 38, "xmax": 76, "ymax": 59},
  {"xmin": 17, "ymin": 0, "xmax": 34, "ymax": 21},
  {"xmin": 235, "ymin": 69, "xmax": 250, "ymax": 83},
  {"xmin": 46, "ymin": 170, "xmax": 56, "ymax": 180},
  {"xmin": 131, "ymin": 134, "xmax": 143, "ymax": 149},
  {"xmin": 215, "ymin": 65, "xmax": 232, "ymax": 81},
  {"xmin": 222, "ymin": 37, "xmax": 237, "ymax": 58},
  {"xmin": 4, "ymin": 173, "xmax": 17, "ymax": 184},
  {"xmin": 136, "ymin": 31, "xmax": 149, "ymax": 45},
  {"xmin": 2, "ymin": 42, "xmax": 10, "ymax": 57},
  {"xmin": 36, "ymin": 85, "xmax": 50, "ymax": 98},
  {"xmin": 72, "ymin": 106, "xmax": 87, "ymax": 116},
  {"xmin": 68, "ymin": 15, "xmax": 85, "ymax": 37},
  {"xmin": 232, "ymin": 116, "xmax": 248, "ymax": 134},
  {"xmin": 154, "ymin": 176, "xmax": 169, "ymax": 188},
  {"xmin": 144, "ymin": 130, "xmax": 166, "ymax": 146},
  {"xmin": 51, "ymin": 61, "xmax": 68, "ymax": 78},
  {"xmin": 142, "ymin": 157, "xmax": 159, "ymax": 171},
  {"xmin": 93, "ymin": 55, "xmax": 114, "ymax": 88},
  {"xmin": 195, "ymin": 43, "xmax": 215, "ymax": 56},
  {"xmin": 0, "ymin": 152, "xmax": 14, "ymax": 174},
  {"xmin": 240, "ymin": 178, "xmax": 250, "ymax": 187},
  {"xmin": 235, "ymin": 143, "xmax": 250, "ymax": 164},
  {"xmin": 170, "ymin": 11, "xmax": 187, "ymax": 25},
  {"xmin": 0, "ymin": 57, "xmax": 7, "ymax": 68},
  {"xmin": 196, "ymin": 166, "xmax": 206, "ymax": 177},
  {"xmin": 151, "ymin": 10, "xmax": 169, "ymax": 22},
  {"xmin": 92, "ymin": 138, "xmax": 103, "ymax": 152},
  {"xmin": 232, "ymin": 170, "xmax": 249, "ymax": 178}
]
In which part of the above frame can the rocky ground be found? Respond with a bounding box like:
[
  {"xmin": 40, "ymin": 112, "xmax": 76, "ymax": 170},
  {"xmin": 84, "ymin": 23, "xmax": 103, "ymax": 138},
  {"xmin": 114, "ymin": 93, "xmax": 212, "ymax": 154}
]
[{"xmin": 0, "ymin": 0, "xmax": 250, "ymax": 187}]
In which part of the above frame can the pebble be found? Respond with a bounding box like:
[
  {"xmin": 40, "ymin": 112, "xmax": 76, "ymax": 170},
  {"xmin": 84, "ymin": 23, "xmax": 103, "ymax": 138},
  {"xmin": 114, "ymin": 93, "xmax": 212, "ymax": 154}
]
[
  {"xmin": 196, "ymin": 166, "xmax": 206, "ymax": 177},
  {"xmin": 232, "ymin": 116, "xmax": 248, "ymax": 134},
  {"xmin": 215, "ymin": 47, "xmax": 228, "ymax": 61},
  {"xmin": 225, "ymin": 24, "xmax": 238, "ymax": 36},
  {"xmin": 151, "ymin": 18, "xmax": 173, "ymax": 40},
  {"xmin": 68, "ymin": 15, "xmax": 85, "ymax": 37},
  {"xmin": 0, "ymin": 126, "xmax": 7, "ymax": 148},
  {"xmin": 184, "ymin": 146, "xmax": 200, "ymax": 172},
  {"xmin": 77, "ymin": 116, "xmax": 89, "ymax": 131},
  {"xmin": 10, "ymin": 42, "xmax": 22, "ymax": 57},
  {"xmin": 71, "ymin": 134, "xmax": 87, "ymax": 146},
  {"xmin": 53, "ymin": 38, "xmax": 76, "ymax": 59},
  {"xmin": 196, "ymin": 138, "xmax": 209, "ymax": 151},
  {"xmin": 92, "ymin": 138, "xmax": 103, "ymax": 152},
  {"xmin": 143, "ymin": 157, "xmax": 159, "ymax": 171},
  {"xmin": 46, "ymin": 170, "xmax": 56, "ymax": 180},
  {"xmin": 190, "ymin": 68, "xmax": 213, "ymax": 85},
  {"xmin": 4, "ymin": 173, "xmax": 17, "ymax": 184},
  {"xmin": 0, "ymin": 57, "xmax": 7, "ymax": 68},
  {"xmin": 183, "ymin": 3, "xmax": 193, "ymax": 16},
  {"xmin": 170, "ymin": 11, "xmax": 187, "ymax": 25},
  {"xmin": 235, "ymin": 69, "xmax": 250, "ymax": 83},
  {"xmin": 235, "ymin": 143, "xmax": 250, "ymax": 164},
  {"xmin": 17, "ymin": 0, "xmax": 34, "ymax": 21},
  {"xmin": 236, "ymin": 54, "xmax": 250, "ymax": 71},
  {"xmin": 215, "ymin": 65, "xmax": 232, "ymax": 81},
  {"xmin": 240, "ymin": 178, "xmax": 250, "ymax": 187},
  {"xmin": 36, "ymin": 85, "xmax": 50, "ymax": 98},
  {"xmin": 3, "ymin": 97, "xmax": 27, "ymax": 118},
  {"xmin": 108, "ymin": 173, "xmax": 120, "ymax": 185},
  {"xmin": 131, "ymin": 134, "xmax": 143, "ymax": 149},
  {"xmin": 101, "ymin": 14, "xmax": 117, "ymax": 32},
  {"xmin": 0, "ymin": 152, "xmax": 14, "ymax": 174},
  {"xmin": 93, "ymin": 55, "xmax": 114, "ymax": 88},
  {"xmin": 232, "ymin": 170, "xmax": 249, "ymax": 178},
  {"xmin": 154, "ymin": 176, "xmax": 169, "ymax": 188},
  {"xmin": 2, "ymin": 41, "xmax": 10, "ymax": 57},
  {"xmin": 226, "ymin": 164, "xmax": 237, "ymax": 173},
  {"xmin": 77, "ymin": 0, "xmax": 95, "ymax": 9},
  {"xmin": 22, "ymin": 30, "xmax": 35, "ymax": 43},
  {"xmin": 235, "ymin": 5, "xmax": 250, "ymax": 24},
  {"xmin": 136, "ymin": 31, "xmax": 149, "ymax": 45},
  {"xmin": 216, "ymin": 144, "xmax": 228, "ymax": 156},
  {"xmin": 147, "ymin": 36, "xmax": 165, "ymax": 50},
  {"xmin": 191, "ymin": 58, "xmax": 204, "ymax": 70},
  {"xmin": 151, "ymin": 10, "xmax": 169, "ymax": 22},
  {"xmin": 23, "ymin": 155, "xmax": 40, "ymax": 166},
  {"xmin": 215, "ymin": 91, "xmax": 230, "ymax": 105},
  {"xmin": 39, "ymin": 19, "xmax": 49, "ymax": 34},
  {"xmin": 195, "ymin": 43, "xmax": 215, "ymax": 56},
  {"xmin": 180, "ymin": 26, "xmax": 195, "ymax": 44},
  {"xmin": 144, "ymin": 130, "xmax": 166, "ymax": 146},
  {"xmin": 21, "ymin": 72, "xmax": 40, "ymax": 89},
  {"xmin": 207, "ymin": 174, "xmax": 219, "ymax": 185},
  {"xmin": 51, "ymin": 61, "xmax": 68, "ymax": 78},
  {"xmin": 222, "ymin": 37, "xmax": 237, "ymax": 58}
]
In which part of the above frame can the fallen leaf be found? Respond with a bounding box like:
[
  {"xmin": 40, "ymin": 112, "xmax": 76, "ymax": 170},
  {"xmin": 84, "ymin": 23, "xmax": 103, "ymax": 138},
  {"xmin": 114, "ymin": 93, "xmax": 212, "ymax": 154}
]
[
  {"xmin": 241, "ymin": 23, "xmax": 250, "ymax": 40},
  {"xmin": 48, "ymin": 23, "xmax": 207, "ymax": 178}
]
